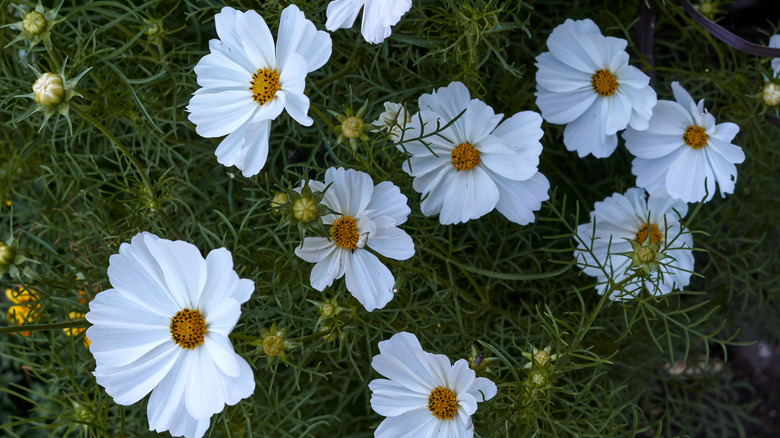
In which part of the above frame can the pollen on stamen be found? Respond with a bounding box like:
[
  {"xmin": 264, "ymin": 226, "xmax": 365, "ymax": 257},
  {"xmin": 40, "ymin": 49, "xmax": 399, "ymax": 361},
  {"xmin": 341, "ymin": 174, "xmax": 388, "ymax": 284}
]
[
  {"xmin": 591, "ymin": 69, "xmax": 618, "ymax": 97},
  {"xmin": 249, "ymin": 67, "xmax": 280, "ymax": 106},
  {"xmin": 330, "ymin": 216, "xmax": 360, "ymax": 250},
  {"xmin": 427, "ymin": 386, "xmax": 458, "ymax": 420},
  {"xmin": 451, "ymin": 142, "xmax": 481, "ymax": 171},
  {"xmin": 635, "ymin": 223, "xmax": 662, "ymax": 245},
  {"xmin": 682, "ymin": 125, "xmax": 708, "ymax": 149},
  {"xmin": 169, "ymin": 308, "xmax": 207, "ymax": 350}
]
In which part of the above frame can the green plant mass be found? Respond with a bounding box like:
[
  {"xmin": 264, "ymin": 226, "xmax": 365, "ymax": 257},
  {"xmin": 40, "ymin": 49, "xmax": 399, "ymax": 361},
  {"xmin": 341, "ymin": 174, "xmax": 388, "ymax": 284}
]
[{"xmin": 1, "ymin": 0, "xmax": 779, "ymax": 437}]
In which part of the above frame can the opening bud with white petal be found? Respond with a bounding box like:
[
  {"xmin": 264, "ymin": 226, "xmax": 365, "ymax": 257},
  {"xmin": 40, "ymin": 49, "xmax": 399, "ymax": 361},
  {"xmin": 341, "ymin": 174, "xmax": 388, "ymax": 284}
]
[{"xmin": 33, "ymin": 72, "xmax": 64, "ymax": 107}]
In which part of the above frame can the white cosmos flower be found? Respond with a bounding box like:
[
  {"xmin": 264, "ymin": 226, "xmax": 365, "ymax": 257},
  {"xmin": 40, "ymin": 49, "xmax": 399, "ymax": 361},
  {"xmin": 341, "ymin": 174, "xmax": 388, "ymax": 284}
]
[
  {"xmin": 294, "ymin": 167, "xmax": 414, "ymax": 311},
  {"xmin": 574, "ymin": 188, "xmax": 694, "ymax": 301},
  {"xmin": 770, "ymin": 34, "xmax": 780, "ymax": 78},
  {"xmin": 326, "ymin": 0, "xmax": 412, "ymax": 44},
  {"xmin": 400, "ymin": 81, "xmax": 549, "ymax": 225},
  {"xmin": 623, "ymin": 82, "xmax": 745, "ymax": 203},
  {"xmin": 187, "ymin": 6, "xmax": 332, "ymax": 177},
  {"xmin": 371, "ymin": 101, "xmax": 411, "ymax": 142},
  {"xmin": 369, "ymin": 332, "xmax": 497, "ymax": 438},
  {"xmin": 85, "ymin": 232, "xmax": 255, "ymax": 438},
  {"xmin": 535, "ymin": 18, "xmax": 657, "ymax": 158}
]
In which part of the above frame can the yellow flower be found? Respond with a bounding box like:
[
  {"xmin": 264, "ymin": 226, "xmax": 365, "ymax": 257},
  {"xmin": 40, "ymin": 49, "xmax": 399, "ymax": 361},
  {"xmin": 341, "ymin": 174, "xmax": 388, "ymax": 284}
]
[{"xmin": 4, "ymin": 286, "xmax": 40, "ymax": 336}]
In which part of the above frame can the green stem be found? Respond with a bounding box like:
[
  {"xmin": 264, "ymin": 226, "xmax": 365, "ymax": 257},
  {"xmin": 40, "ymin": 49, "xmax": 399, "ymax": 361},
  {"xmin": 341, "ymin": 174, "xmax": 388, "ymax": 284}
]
[
  {"xmin": 0, "ymin": 319, "xmax": 89, "ymax": 335},
  {"xmin": 71, "ymin": 103, "xmax": 182, "ymax": 239}
]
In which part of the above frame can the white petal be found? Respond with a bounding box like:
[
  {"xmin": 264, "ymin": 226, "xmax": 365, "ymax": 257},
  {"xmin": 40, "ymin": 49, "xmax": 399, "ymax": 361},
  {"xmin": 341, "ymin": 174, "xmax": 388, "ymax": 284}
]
[
  {"xmin": 93, "ymin": 343, "xmax": 181, "ymax": 406},
  {"xmin": 366, "ymin": 225, "xmax": 415, "ymax": 260},
  {"xmin": 374, "ymin": 407, "xmax": 439, "ymax": 438},
  {"xmin": 184, "ymin": 347, "xmax": 227, "ymax": 419},
  {"xmin": 369, "ymin": 378, "xmax": 427, "ymax": 417},
  {"xmin": 535, "ymin": 86, "xmax": 597, "ymax": 125},
  {"xmin": 310, "ymin": 250, "xmax": 345, "ymax": 291},
  {"xmin": 201, "ymin": 248, "xmax": 254, "ymax": 309},
  {"xmin": 203, "ymin": 333, "xmax": 240, "ymax": 377},
  {"xmin": 478, "ymin": 136, "xmax": 532, "ymax": 181},
  {"xmin": 364, "ymin": 180, "xmax": 411, "ymax": 225},
  {"xmin": 545, "ymin": 19, "xmax": 602, "ymax": 73},
  {"xmin": 562, "ymin": 99, "xmax": 617, "ymax": 158},
  {"xmin": 623, "ymin": 129, "xmax": 685, "ymax": 159},
  {"xmin": 344, "ymin": 250, "xmax": 395, "ymax": 311},
  {"xmin": 708, "ymin": 135, "xmax": 745, "ymax": 165},
  {"xmin": 419, "ymin": 82, "xmax": 472, "ymax": 121},
  {"xmin": 277, "ymin": 4, "xmax": 333, "ymax": 72},
  {"xmin": 535, "ymin": 51, "xmax": 591, "ymax": 93},
  {"xmin": 193, "ymin": 50, "xmax": 251, "ymax": 89},
  {"xmin": 145, "ymin": 238, "xmax": 207, "ymax": 308},
  {"xmin": 295, "ymin": 237, "xmax": 338, "ymax": 263},
  {"xmin": 438, "ymin": 167, "xmax": 499, "ymax": 225},
  {"xmin": 280, "ymin": 54, "xmax": 313, "ymax": 126},
  {"xmin": 325, "ymin": 167, "xmax": 374, "ymax": 216},
  {"xmin": 492, "ymin": 172, "xmax": 550, "ymax": 225},
  {"xmin": 202, "ymin": 297, "xmax": 241, "ymax": 337},
  {"xmin": 326, "ymin": 0, "xmax": 364, "ymax": 31},
  {"xmin": 235, "ymin": 9, "xmax": 276, "ymax": 69},
  {"xmin": 147, "ymin": 356, "xmax": 212, "ymax": 438},
  {"xmin": 243, "ymin": 120, "xmax": 274, "ymax": 177},
  {"xmin": 188, "ymin": 89, "xmax": 257, "ymax": 138},
  {"xmin": 666, "ymin": 148, "xmax": 712, "ymax": 202},
  {"xmin": 460, "ymin": 99, "xmax": 502, "ymax": 143}
]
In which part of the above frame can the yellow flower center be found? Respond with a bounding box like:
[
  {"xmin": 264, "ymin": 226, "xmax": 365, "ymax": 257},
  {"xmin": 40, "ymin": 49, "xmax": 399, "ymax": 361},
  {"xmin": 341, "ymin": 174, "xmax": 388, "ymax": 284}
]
[
  {"xmin": 428, "ymin": 386, "xmax": 458, "ymax": 420},
  {"xmin": 169, "ymin": 308, "xmax": 207, "ymax": 349},
  {"xmin": 591, "ymin": 69, "xmax": 618, "ymax": 97},
  {"xmin": 682, "ymin": 125, "xmax": 708, "ymax": 149},
  {"xmin": 330, "ymin": 216, "xmax": 360, "ymax": 250},
  {"xmin": 249, "ymin": 68, "xmax": 280, "ymax": 106},
  {"xmin": 451, "ymin": 142, "xmax": 481, "ymax": 171},
  {"xmin": 262, "ymin": 335, "xmax": 285, "ymax": 356},
  {"xmin": 635, "ymin": 223, "xmax": 662, "ymax": 245}
]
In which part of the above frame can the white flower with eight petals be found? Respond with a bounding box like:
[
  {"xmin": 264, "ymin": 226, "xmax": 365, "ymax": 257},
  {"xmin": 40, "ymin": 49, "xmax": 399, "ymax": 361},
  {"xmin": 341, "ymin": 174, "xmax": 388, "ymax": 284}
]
[
  {"xmin": 187, "ymin": 6, "xmax": 332, "ymax": 177},
  {"xmin": 369, "ymin": 331, "xmax": 497, "ymax": 437},
  {"xmin": 294, "ymin": 167, "xmax": 414, "ymax": 312},
  {"xmin": 535, "ymin": 18, "xmax": 657, "ymax": 158},
  {"xmin": 85, "ymin": 232, "xmax": 255, "ymax": 438},
  {"xmin": 623, "ymin": 81, "xmax": 745, "ymax": 203},
  {"xmin": 400, "ymin": 81, "xmax": 549, "ymax": 225},
  {"xmin": 574, "ymin": 188, "xmax": 694, "ymax": 301}
]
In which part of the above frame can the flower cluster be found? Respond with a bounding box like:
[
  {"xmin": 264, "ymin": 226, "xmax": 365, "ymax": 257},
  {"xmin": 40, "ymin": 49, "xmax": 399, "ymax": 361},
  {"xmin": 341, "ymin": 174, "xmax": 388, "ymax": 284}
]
[{"xmin": 4, "ymin": 2, "xmax": 762, "ymax": 438}]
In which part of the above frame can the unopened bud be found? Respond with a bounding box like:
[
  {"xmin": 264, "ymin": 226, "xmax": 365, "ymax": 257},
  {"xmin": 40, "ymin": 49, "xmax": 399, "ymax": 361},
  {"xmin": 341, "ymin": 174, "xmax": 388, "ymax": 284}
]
[
  {"xmin": 763, "ymin": 82, "xmax": 780, "ymax": 107},
  {"xmin": 341, "ymin": 116, "xmax": 364, "ymax": 139},
  {"xmin": 636, "ymin": 245, "xmax": 656, "ymax": 263},
  {"xmin": 0, "ymin": 242, "xmax": 14, "ymax": 266},
  {"xmin": 293, "ymin": 197, "xmax": 318, "ymax": 223},
  {"xmin": 23, "ymin": 10, "xmax": 47, "ymax": 36},
  {"xmin": 262, "ymin": 335, "xmax": 285, "ymax": 357},
  {"xmin": 33, "ymin": 72, "xmax": 64, "ymax": 107},
  {"xmin": 271, "ymin": 192, "xmax": 288, "ymax": 208}
]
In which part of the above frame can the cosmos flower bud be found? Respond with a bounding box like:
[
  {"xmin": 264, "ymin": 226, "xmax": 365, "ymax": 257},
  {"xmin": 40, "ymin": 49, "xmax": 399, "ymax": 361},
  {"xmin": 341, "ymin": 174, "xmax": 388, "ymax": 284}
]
[
  {"xmin": 763, "ymin": 82, "xmax": 780, "ymax": 106},
  {"xmin": 22, "ymin": 10, "xmax": 47, "ymax": 35},
  {"xmin": 341, "ymin": 116, "xmax": 364, "ymax": 139},
  {"xmin": 32, "ymin": 72, "xmax": 64, "ymax": 107},
  {"xmin": 0, "ymin": 242, "xmax": 14, "ymax": 266},
  {"xmin": 293, "ymin": 196, "xmax": 318, "ymax": 223}
]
